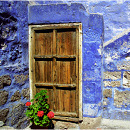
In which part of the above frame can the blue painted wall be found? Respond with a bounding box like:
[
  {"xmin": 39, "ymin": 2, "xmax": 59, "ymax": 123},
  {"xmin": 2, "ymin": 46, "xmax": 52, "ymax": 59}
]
[
  {"xmin": 0, "ymin": 1, "xmax": 29, "ymax": 128},
  {"xmin": 0, "ymin": 0, "xmax": 129, "ymax": 128}
]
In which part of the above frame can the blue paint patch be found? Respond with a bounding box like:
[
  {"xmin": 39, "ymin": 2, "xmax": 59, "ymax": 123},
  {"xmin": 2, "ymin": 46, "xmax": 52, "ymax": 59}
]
[
  {"xmin": 29, "ymin": 3, "xmax": 88, "ymax": 24},
  {"xmin": 83, "ymin": 103, "xmax": 102, "ymax": 117}
]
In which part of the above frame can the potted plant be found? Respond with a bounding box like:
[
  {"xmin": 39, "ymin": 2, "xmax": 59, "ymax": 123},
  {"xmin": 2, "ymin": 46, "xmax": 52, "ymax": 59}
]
[{"xmin": 25, "ymin": 90, "xmax": 54, "ymax": 129}]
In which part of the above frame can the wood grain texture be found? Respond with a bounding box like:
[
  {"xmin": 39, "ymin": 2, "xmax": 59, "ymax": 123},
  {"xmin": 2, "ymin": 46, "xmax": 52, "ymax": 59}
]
[
  {"xmin": 53, "ymin": 116, "xmax": 79, "ymax": 122},
  {"xmin": 56, "ymin": 61, "xmax": 76, "ymax": 84},
  {"xmin": 54, "ymin": 112, "xmax": 77, "ymax": 117},
  {"xmin": 30, "ymin": 24, "xmax": 82, "ymax": 121},
  {"xmin": 35, "ymin": 61, "xmax": 53, "ymax": 83},
  {"xmin": 35, "ymin": 31, "xmax": 53, "ymax": 56},
  {"xmin": 56, "ymin": 89, "xmax": 76, "ymax": 113},
  {"xmin": 57, "ymin": 29, "xmax": 76, "ymax": 56}
]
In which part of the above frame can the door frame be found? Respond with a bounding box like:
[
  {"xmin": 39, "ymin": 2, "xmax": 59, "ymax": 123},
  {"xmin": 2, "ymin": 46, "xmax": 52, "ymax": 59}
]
[{"xmin": 29, "ymin": 23, "xmax": 83, "ymax": 121}]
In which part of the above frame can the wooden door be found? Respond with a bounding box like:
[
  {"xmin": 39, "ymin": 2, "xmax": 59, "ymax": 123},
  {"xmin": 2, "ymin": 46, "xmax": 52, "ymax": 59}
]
[{"xmin": 29, "ymin": 24, "xmax": 82, "ymax": 122}]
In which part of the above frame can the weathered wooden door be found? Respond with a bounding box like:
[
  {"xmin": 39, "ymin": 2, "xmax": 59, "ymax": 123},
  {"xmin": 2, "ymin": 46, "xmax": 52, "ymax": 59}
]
[{"xmin": 29, "ymin": 24, "xmax": 82, "ymax": 122}]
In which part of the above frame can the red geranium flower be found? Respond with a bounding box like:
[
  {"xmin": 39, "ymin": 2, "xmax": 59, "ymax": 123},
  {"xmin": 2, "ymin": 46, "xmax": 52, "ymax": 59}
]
[
  {"xmin": 26, "ymin": 102, "xmax": 31, "ymax": 106},
  {"xmin": 47, "ymin": 111, "xmax": 54, "ymax": 119},
  {"xmin": 37, "ymin": 111, "xmax": 44, "ymax": 117}
]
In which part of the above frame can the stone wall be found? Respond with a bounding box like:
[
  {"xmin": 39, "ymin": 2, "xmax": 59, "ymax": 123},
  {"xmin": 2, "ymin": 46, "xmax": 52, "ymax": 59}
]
[
  {"xmin": 103, "ymin": 30, "xmax": 130, "ymax": 120},
  {"xmin": 0, "ymin": 1, "xmax": 30, "ymax": 129}
]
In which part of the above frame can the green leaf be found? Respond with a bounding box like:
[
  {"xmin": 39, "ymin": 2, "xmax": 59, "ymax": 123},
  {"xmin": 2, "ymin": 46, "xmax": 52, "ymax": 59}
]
[{"xmin": 30, "ymin": 99, "xmax": 34, "ymax": 102}]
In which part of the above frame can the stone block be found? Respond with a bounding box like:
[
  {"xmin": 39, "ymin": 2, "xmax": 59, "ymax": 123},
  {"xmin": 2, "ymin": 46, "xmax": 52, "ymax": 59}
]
[
  {"xmin": 0, "ymin": 90, "xmax": 8, "ymax": 106},
  {"xmin": 14, "ymin": 74, "xmax": 28, "ymax": 85},
  {"xmin": 55, "ymin": 121, "xmax": 79, "ymax": 129},
  {"xmin": 104, "ymin": 81, "xmax": 121, "ymax": 87},
  {"xmin": 117, "ymin": 61, "xmax": 130, "ymax": 70},
  {"xmin": 103, "ymin": 89, "xmax": 112, "ymax": 98},
  {"xmin": 0, "ymin": 108, "xmax": 9, "ymax": 122},
  {"xmin": 0, "ymin": 77, "xmax": 3, "ymax": 89},
  {"xmin": 103, "ymin": 89, "xmax": 112, "ymax": 106},
  {"xmin": 123, "ymin": 71, "xmax": 130, "ymax": 88},
  {"xmin": 0, "ymin": 75, "xmax": 11, "ymax": 89},
  {"xmin": 11, "ymin": 103, "xmax": 25, "ymax": 125},
  {"xmin": 103, "ymin": 71, "xmax": 121, "ymax": 80},
  {"xmin": 0, "ymin": 121, "xmax": 4, "ymax": 126},
  {"xmin": 21, "ymin": 88, "xmax": 30, "ymax": 99},
  {"xmin": 114, "ymin": 90, "xmax": 130, "ymax": 108},
  {"xmin": 79, "ymin": 117, "xmax": 101, "ymax": 129},
  {"xmin": 3, "ymin": 75, "xmax": 11, "ymax": 85},
  {"xmin": 11, "ymin": 91, "xmax": 21, "ymax": 102},
  {"xmin": 15, "ymin": 117, "xmax": 30, "ymax": 129}
]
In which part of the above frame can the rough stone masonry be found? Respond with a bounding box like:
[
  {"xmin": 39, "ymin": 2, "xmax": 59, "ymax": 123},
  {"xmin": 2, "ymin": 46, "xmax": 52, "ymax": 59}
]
[{"xmin": 0, "ymin": 0, "xmax": 129, "ymax": 129}]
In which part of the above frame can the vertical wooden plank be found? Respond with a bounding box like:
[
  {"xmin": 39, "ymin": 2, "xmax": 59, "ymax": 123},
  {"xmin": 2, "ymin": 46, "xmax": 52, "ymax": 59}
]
[
  {"xmin": 70, "ymin": 61, "xmax": 76, "ymax": 84},
  {"xmin": 70, "ymin": 90, "xmax": 76, "ymax": 112},
  {"xmin": 76, "ymin": 28, "xmax": 79, "ymax": 116},
  {"xmin": 31, "ymin": 29, "xmax": 36, "ymax": 98},
  {"xmin": 64, "ymin": 90, "xmax": 70, "ymax": 112},
  {"xmin": 53, "ymin": 29, "xmax": 57, "ymax": 111},
  {"xmin": 68, "ymin": 62, "xmax": 70, "ymax": 84},
  {"xmin": 53, "ymin": 30, "xmax": 57, "ymax": 56},
  {"xmin": 29, "ymin": 27, "xmax": 36, "ymax": 99}
]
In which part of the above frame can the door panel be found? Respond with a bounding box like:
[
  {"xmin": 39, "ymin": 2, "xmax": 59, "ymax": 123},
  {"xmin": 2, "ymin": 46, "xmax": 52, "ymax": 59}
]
[
  {"xmin": 57, "ymin": 29, "xmax": 76, "ymax": 56},
  {"xmin": 35, "ymin": 60, "xmax": 53, "ymax": 83},
  {"xmin": 56, "ymin": 61, "xmax": 76, "ymax": 84},
  {"xmin": 56, "ymin": 89, "xmax": 76, "ymax": 113},
  {"xmin": 35, "ymin": 30, "xmax": 53, "ymax": 56}
]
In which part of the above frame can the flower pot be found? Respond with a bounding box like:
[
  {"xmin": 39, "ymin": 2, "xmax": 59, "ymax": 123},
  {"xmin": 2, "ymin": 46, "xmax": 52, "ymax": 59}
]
[{"xmin": 30, "ymin": 122, "xmax": 54, "ymax": 129}]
